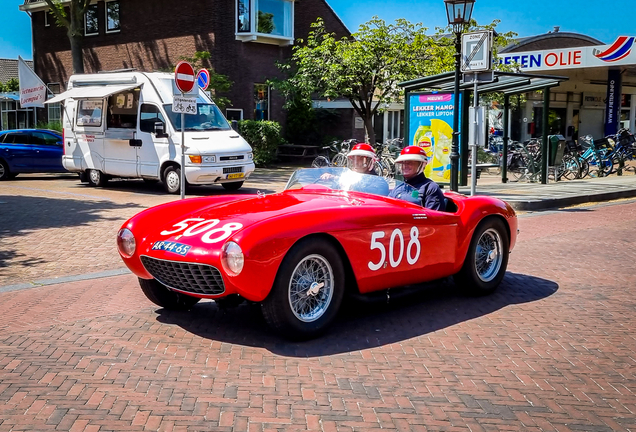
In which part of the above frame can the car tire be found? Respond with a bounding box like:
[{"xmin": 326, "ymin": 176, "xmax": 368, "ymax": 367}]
[
  {"xmin": 0, "ymin": 160, "xmax": 11, "ymax": 181},
  {"xmin": 454, "ymin": 217, "xmax": 509, "ymax": 296},
  {"xmin": 87, "ymin": 169, "xmax": 108, "ymax": 187},
  {"xmin": 163, "ymin": 165, "xmax": 181, "ymax": 194},
  {"xmin": 138, "ymin": 278, "xmax": 201, "ymax": 310},
  {"xmin": 261, "ymin": 238, "xmax": 345, "ymax": 340},
  {"xmin": 221, "ymin": 181, "xmax": 244, "ymax": 191}
]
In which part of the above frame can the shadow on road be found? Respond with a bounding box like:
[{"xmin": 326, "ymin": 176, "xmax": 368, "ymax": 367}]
[
  {"xmin": 155, "ymin": 272, "xmax": 558, "ymax": 356},
  {"xmin": 0, "ymin": 195, "xmax": 143, "ymax": 271}
]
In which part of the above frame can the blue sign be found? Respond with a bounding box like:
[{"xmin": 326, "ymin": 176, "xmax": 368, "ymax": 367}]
[
  {"xmin": 604, "ymin": 69, "xmax": 622, "ymax": 136},
  {"xmin": 408, "ymin": 92, "xmax": 462, "ymax": 184},
  {"xmin": 197, "ymin": 69, "xmax": 210, "ymax": 91}
]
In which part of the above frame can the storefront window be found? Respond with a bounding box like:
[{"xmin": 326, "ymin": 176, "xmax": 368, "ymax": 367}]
[{"xmin": 254, "ymin": 84, "xmax": 269, "ymax": 120}]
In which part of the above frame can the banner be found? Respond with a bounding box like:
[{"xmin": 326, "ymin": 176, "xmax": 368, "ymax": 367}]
[
  {"xmin": 18, "ymin": 56, "xmax": 47, "ymax": 108},
  {"xmin": 604, "ymin": 69, "xmax": 622, "ymax": 136},
  {"xmin": 408, "ymin": 92, "xmax": 461, "ymax": 184},
  {"xmin": 498, "ymin": 36, "xmax": 636, "ymax": 72}
]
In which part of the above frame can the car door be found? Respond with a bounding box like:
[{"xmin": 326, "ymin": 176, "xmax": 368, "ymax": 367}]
[
  {"xmin": 28, "ymin": 131, "xmax": 65, "ymax": 172},
  {"xmin": 1, "ymin": 132, "xmax": 32, "ymax": 172},
  {"xmin": 136, "ymin": 104, "xmax": 168, "ymax": 178}
]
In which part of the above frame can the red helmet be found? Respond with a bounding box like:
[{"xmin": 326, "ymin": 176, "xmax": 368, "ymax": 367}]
[
  {"xmin": 395, "ymin": 146, "xmax": 428, "ymax": 164},
  {"xmin": 347, "ymin": 143, "xmax": 376, "ymax": 159}
]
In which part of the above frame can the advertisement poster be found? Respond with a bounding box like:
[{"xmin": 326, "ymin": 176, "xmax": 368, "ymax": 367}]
[{"xmin": 409, "ymin": 92, "xmax": 461, "ymax": 183}]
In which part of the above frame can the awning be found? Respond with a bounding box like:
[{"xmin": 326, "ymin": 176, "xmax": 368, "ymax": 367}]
[{"xmin": 45, "ymin": 83, "xmax": 141, "ymax": 104}]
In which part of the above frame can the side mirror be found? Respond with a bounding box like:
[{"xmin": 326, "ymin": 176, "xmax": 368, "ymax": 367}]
[
  {"xmin": 231, "ymin": 120, "xmax": 238, "ymax": 132},
  {"xmin": 154, "ymin": 121, "xmax": 168, "ymax": 138}
]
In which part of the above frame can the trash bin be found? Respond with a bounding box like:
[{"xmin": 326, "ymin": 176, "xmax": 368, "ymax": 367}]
[{"xmin": 548, "ymin": 134, "xmax": 566, "ymax": 166}]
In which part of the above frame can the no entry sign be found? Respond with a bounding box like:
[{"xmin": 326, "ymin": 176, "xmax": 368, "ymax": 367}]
[
  {"xmin": 197, "ymin": 69, "xmax": 210, "ymax": 91},
  {"xmin": 175, "ymin": 61, "xmax": 195, "ymax": 93}
]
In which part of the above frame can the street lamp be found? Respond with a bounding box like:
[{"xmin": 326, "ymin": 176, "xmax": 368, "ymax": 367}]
[{"xmin": 444, "ymin": 0, "xmax": 474, "ymax": 192}]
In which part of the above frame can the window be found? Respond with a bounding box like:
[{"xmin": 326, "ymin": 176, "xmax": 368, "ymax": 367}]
[
  {"xmin": 106, "ymin": 1, "xmax": 120, "ymax": 33},
  {"xmin": 2, "ymin": 133, "xmax": 28, "ymax": 144},
  {"xmin": 235, "ymin": 0, "xmax": 294, "ymax": 45},
  {"xmin": 48, "ymin": 103, "xmax": 61, "ymax": 124},
  {"xmin": 139, "ymin": 104, "xmax": 166, "ymax": 133},
  {"xmin": 77, "ymin": 99, "xmax": 103, "ymax": 127},
  {"xmin": 226, "ymin": 108, "xmax": 244, "ymax": 121},
  {"xmin": 254, "ymin": 84, "xmax": 269, "ymax": 120},
  {"xmin": 85, "ymin": 4, "xmax": 99, "ymax": 36},
  {"xmin": 107, "ymin": 90, "xmax": 139, "ymax": 129},
  {"xmin": 30, "ymin": 131, "xmax": 61, "ymax": 146},
  {"xmin": 44, "ymin": 10, "xmax": 53, "ymax": 27},
  {"xmin": 237, "ymin": 0, "xmax": 250, "ymax": 32}
]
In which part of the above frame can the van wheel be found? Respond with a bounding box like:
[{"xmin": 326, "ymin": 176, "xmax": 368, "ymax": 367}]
[
  {"xmin": 222, "ymin": 181, "xmax": 244, "ymax": 191},
  {"xmin": 0, "ymin": 160, "xmax": 11, "ymax": 181},
  {"xmin": 163, "ymin": 165, "xmax": 181, "ymax": 194},
  {"xmin": 88, "ymin": 169, "xmax": 108, "ymax": 187}
]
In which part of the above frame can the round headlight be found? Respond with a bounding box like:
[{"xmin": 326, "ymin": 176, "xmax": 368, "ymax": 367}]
[
  {"xmin": 221, "ymin": 241, "xmax": 244, "ymax": 276},
  {"xmin": 117, "ymin": 228, "xmax": 136, "ymax": 258}
]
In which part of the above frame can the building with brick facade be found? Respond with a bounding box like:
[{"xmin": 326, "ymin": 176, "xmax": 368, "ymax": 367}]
[{"xmin": 19, "ymin": 0, "xmax": 350, "ymax": 132}]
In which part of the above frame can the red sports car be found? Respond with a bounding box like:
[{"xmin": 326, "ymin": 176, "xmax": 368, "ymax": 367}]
[{"xmin": 117, "ymin": 168, "xmax": 518, "ymax": 339}]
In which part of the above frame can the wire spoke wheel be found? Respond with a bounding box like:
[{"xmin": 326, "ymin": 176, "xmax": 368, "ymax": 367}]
[
  {"xmin": 474, "ymin": 228, "xmax": 503, "ymax": 283},
  {"xmin": 288, "ymin": 254, "xmax": 334, "ymax": 323}
]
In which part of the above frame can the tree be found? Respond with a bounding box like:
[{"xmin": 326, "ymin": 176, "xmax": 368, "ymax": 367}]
[
  {"xmin": 174, "ymin": 52, "xmax": 234, "ymax": 112},
  {"xmin": 275, "ymin": 17, "xmax": 515, "ymax": 144},
  {"xmin": 0, "ymin": 78, "xmax": 20, "ymax": 93},
  {"xmin": 43, "ymin": 0, "xmax": 93, "ymax": 74}
]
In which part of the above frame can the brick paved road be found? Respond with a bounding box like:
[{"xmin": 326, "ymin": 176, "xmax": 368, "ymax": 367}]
[{"xmin": 1, "ymin": 175, "xmax": 636, "ymax": 431}]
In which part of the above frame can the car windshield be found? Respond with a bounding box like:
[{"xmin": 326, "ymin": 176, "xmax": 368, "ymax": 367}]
[
  {"xmin": 164, "ymin": 103, "xmax": 231, "ymax": 131},
  {"xmin": 285, "ymin": 167, "xmax": 415, "ymax": 199}
]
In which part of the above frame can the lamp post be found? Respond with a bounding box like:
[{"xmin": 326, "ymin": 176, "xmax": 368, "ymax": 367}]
[{"xmin": 444, "ymin": 0, "xmax": 474, "ymax": 192}]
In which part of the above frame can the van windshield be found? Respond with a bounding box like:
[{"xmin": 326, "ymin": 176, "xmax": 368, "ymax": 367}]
[{"xmin": 164, "ymin": 103, "xmax": 231, "ymax": 131}]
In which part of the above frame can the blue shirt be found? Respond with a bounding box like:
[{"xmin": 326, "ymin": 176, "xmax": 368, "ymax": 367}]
[{"xmin": 389, "ymin": 173, "xmax": 445, "ymax": 211}]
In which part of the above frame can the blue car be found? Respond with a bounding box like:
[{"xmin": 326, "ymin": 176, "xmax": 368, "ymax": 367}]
[{"xmin": 0, "ymin": 129, "xmax": 66, "ymax": 180}]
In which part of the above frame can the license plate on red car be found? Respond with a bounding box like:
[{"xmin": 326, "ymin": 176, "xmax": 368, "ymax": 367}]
[{"xmin": 151, "ymin": 241, "xmax": 191, "ymax": 256}]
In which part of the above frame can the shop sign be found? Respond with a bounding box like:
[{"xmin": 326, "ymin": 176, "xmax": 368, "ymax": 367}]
[
  {"xmin": 605, "ymin": 69, "xmax": 622, "ymax": 136},
  {"xmin": 498, "ymin": 36, "xmax": 636, "ymax": 71},
  {"xmin": 581, "ymin": 92, "xmax": 605, "ymax": 108}
]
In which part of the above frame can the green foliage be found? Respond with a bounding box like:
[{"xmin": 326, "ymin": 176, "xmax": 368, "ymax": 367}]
[
  {"xmin": 0, "ymin": 78, "xmax": 19, "ymax": 93},
  {"xmin": 172, "ymin": 51, "xmax": 234, "ymax": 111},
  {"xmin": 238, "ymin": 120, "xmax": 284, "ymax": 166},
  {"xmin": 283, "ymin": 94, "xmax": 318, "ymax": 146},
  {"xmin": 273, "ymin": 17, "xmax": 516, "ymax": 144},
  {"xmin": 36, "ymin": 120, "xmax": 62, "ymax": 132}
]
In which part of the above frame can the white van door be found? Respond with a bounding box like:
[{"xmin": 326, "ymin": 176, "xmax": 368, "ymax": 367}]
[
  {"xmin": 137, "ymin": 104, "xmax": 169, "ymax": 178},
  {"xmin": 103, "ymin": 90, "xmax": 140, "ymax": 177}
]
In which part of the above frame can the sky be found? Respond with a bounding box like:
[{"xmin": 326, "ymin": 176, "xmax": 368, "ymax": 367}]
[{"xmin": 2, "ymin": 0, "xmax": 635, "ymax": 60}]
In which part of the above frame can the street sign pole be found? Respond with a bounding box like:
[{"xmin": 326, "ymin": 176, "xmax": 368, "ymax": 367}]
[{"xmin": 181, "ymin": 105, "xmax": 185, "ymax": 200}]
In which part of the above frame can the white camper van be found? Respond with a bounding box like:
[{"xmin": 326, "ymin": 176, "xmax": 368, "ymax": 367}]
[{"xmin": 47, "ymin": 71, "xmax": 255, "ymax": 193}]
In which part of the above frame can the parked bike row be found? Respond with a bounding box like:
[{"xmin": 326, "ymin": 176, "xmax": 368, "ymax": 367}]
[{"xmin": 487, "ymin": 128, "xmax": 636, "ymax": 182}]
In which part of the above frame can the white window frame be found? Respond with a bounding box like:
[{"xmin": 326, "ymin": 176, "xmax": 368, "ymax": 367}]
[
  {"xmin": 84, "ymin": 3, "xmax": 99, "ymax": 36},
  {"xmin": 235, "ymin": 0, "xmax": 294, "ymax": 46},
  {"xmin": 105, "ymin": 0, "xmax": 120, "ymax": 34},
  {"xmin": 254, "ymin": 84, "xmax": 270, "ymax": 121},
  {"xmin": 44, "ymin": 10, "xmax": 51, "ymax": 27},
  {"xmin": 226, "ymin": 108, "xmax": 244, "ymax": 121}
]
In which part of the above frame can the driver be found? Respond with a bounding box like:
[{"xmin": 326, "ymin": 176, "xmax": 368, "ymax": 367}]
[
  {"xmin": 319, "ymin": 143, "xmax": 389, "ymax": 195},
  {"xmin": 389, "ymin": 146, "xmax": 445, "ymax": 211}
]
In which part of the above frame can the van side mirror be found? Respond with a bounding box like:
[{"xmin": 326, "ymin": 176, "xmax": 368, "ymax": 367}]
[
  {"xmin": 154, "ymin": 121, "xmax": 168, "ymax": 138},
  {"xmin": 231, "ymin": 120, "xmax": 238, "ymax": 132}
]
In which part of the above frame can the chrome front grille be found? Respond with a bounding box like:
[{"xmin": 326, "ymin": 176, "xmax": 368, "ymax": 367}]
[
  {"xmin": 223, "ymin": 166, "xmax": 243, "ymax": 174},
  {"xmin": 140, "ymin": 256, "xmax": 225, "ymax": 296}
]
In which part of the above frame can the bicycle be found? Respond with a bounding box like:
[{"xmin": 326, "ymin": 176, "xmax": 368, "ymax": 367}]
[{"xmin": 311, "ymin": 139, "xmax": 356, "ymax": 168}]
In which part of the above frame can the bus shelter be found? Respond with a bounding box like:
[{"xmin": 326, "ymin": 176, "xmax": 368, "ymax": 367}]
[{"xmin": 398, "ymin": 71, "xmax": 568, "ymax": 185}]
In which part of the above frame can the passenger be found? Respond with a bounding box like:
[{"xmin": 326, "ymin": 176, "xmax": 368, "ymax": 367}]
[
  {"xmin": 389, "ymin": 146, "xmax": 445, "ymax": 211},
  {"xmin": 320, "ymin": 143, "xmax": 389, "ymax": 195}
]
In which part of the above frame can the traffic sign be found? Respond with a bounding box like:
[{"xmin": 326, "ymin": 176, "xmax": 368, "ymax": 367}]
[
  {"xmin": 461, "ymin": 30, "xmax": 493, "ymax": 73},
  {"xmin": 175, "ymin": 61, "xmax": 195, "ymax": 93},
  {"xmin": 197, "ymin": 69, "xmax": 210, "ymax": 91}
]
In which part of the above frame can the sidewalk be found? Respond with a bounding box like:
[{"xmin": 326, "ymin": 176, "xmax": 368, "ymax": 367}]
[{"xmin": 457, "ymin": 170, "xmax": 636, "ymax": 210}]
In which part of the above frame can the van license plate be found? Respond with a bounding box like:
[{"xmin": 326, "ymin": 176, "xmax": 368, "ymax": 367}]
[{"xmin": 228, "ymin": 173, "xmax": 244, "ymax": 179}]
